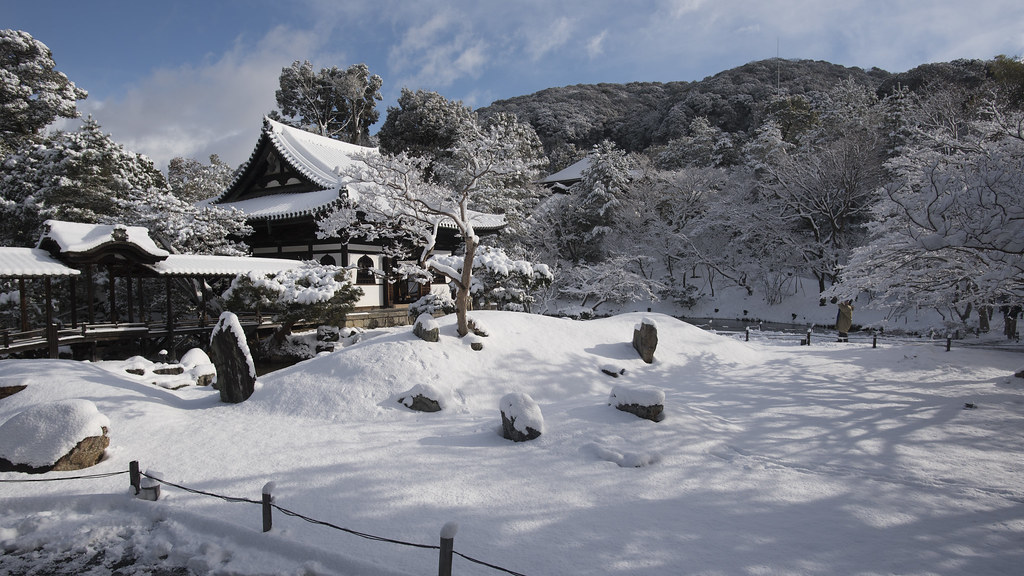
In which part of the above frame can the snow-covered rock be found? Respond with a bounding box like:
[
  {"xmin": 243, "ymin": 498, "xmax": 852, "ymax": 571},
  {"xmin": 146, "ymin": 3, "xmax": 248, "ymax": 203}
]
[
  {"xmin": 209, "ymin": 312, "xmax": 257, "ymax": 403},
  {"xmin": 632, "ymin": 317, "xmax": 658, "ymax": 363},
  {"xmin": 397, "ymin": 383, "xmax": 445, "ymax": 412},
  {"xmin": 414, "ymin": 313, "xmax": 440, "ymax": 342},
  {"xmin": 609, "ymin": 385, "xmax": 665, "ymax": 422},
  {"xmin": 0, "ymin": 399, "xmax": 110, "ymax": 471},
  {"xmin": 499, "ymin": 392, "xmax": 543, "ymax": 442}
]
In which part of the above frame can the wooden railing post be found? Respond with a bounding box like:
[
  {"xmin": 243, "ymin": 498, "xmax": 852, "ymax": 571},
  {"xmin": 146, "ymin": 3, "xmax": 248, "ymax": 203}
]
[
  {"xmin": 262, "ymin": 482, "xmax": 275, "ymax": 533},
  {"xmin": 438, "ymin": 521, "xmax": 458, "ymax": 576},
  {"xmin": 129, "ymin": 460, "xmax": 141, "ymax": 495}
]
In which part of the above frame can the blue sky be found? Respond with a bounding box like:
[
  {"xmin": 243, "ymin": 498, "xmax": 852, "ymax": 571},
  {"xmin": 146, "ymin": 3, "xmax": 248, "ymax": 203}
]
[{"xmin": 5, "ymin": 0, "xmax": 1024, "ymax": 170}]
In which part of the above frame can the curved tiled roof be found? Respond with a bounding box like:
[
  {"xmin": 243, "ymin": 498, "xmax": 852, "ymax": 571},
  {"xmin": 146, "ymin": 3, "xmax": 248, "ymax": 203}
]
[
  {"xmin": 146, "ymin": 254, "xmax": 305, "ymax": 277},
  {"xmin": 37, "ymin": 220, "xmax": 170, "ymax": 259},
  {"xmin": 263, "ymin": 118, "xmax": 373, "ymax": 189},
  {"xmin": 216, "ymin": 118, "xmax": 505, "ymax": 231},
  {"xmin": 0, "ymin": 247, "xmax": 80, "ymax": 277},
  {"xmin": 214, "ymin": 189, "xmax": 343, "ymax": 222}
]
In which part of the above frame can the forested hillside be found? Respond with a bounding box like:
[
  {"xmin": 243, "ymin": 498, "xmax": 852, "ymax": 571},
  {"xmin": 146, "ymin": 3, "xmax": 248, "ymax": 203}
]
[
  {"xmin": 480, "ymin": 58, "xmax": 988, "ymax": 168},
  {"xmin": 470, "ymin": 56, "xmax": 1024, "ymax": 333}
]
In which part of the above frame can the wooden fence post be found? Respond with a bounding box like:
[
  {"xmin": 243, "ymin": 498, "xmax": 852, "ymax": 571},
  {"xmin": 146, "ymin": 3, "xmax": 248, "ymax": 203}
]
[
  {"xmin": 129, "ymin": 460, "xmax": 141, "ymax": 495},
  {"xmin": 946, "ymin": 334, "xmax": 952, "ymax": 352},
  {"xmin": 872, "ymin": 334, "xmax": 877, "ymax": 349},
  {"xmin": 262, "ymin": 482, "xmax": 275, "ymax": 533},
  {"xmin": 438, "ymin": 521, "xmax": 458, "ymax": 576},
  {"xmin": 745, "ymin": 328, "xmax": 749, "ymax": 342},
  {"xmin": 806, "ymin": 329, "xmax": 812, "ymax": 346}
]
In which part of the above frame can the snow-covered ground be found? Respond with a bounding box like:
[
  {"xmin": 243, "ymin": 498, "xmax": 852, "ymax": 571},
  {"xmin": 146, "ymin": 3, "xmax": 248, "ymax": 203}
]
[{"xmin": 2, "ymin": 311, "xmax": 1023, "ymax": 575}]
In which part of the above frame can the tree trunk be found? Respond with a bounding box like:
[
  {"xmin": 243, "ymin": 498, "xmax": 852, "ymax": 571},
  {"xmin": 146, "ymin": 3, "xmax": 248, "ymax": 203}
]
[{"xmin": 455, "ymin": 237, "xmax": 478, "ymax": 337}]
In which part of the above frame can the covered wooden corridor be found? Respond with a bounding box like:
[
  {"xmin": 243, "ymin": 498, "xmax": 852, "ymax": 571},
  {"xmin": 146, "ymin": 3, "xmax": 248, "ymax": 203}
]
[{"xmin": 1, "ymin": 220, "xmax": 304, "ymax": 360}]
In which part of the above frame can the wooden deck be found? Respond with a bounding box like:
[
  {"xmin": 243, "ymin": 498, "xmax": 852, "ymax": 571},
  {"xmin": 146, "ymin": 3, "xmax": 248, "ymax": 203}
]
[{"xmin": 1, "ymin": 308, "xmax": 416, "ymax": 359}]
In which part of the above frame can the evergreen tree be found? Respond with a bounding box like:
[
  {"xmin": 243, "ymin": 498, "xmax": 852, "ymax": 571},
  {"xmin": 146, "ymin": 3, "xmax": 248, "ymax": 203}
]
[
  {"xmin": 271, "ymin": 60, "xmax": 382, "ymax": 145},
  {"xmin": 166, "ymin": 154, "xmax": 235, "ymax": 204},
  {"xmin": 0, "ymin": 29, "xmax": 86, "ymax": 154},
  {"xmin": 0, "ymin": 117, "xmax": 164, "ymax": 245},
  {"xmin": 376, "ymin": 88, "xmax": 476, "ymax": 160}
]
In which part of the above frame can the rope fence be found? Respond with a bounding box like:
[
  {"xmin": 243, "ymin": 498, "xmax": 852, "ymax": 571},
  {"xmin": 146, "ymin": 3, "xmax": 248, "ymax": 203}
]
[
  {"xmin": 1, "ymin": 461, "xmax": 527, "ymax": 576},
  {"xmin": 727, "ymin": 325, "xmax": 1012, "ymax": 352}
]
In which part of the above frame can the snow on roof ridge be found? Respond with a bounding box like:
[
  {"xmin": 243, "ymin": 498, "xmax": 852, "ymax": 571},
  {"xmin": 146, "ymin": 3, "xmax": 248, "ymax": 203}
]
[
  {"xmin": 0, "ymin": 247, "xmax": 81, "ymax": 277},
  {"xmin": 38, "ymin": 220, "xmax": 170, "ymax": 259},
  {"xmin": 215, "ymin": 189, "xmax": 343, "ymax": 222},
  {"xmin": 264, "ymin": 117, "xmax": 378, "ymax": 189}
]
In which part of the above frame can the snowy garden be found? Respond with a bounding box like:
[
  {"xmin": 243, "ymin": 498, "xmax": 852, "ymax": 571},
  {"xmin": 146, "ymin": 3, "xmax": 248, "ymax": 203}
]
[{"xmin": 2, "ymin": 311, "xmax": 1024, "ymax": 575}]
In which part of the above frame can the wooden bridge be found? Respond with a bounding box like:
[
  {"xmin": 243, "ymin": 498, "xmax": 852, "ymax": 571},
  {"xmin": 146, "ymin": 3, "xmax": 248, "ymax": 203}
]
[{"xmin": 0, "ymin": 316, "xmax": 274, "ymax": 360}]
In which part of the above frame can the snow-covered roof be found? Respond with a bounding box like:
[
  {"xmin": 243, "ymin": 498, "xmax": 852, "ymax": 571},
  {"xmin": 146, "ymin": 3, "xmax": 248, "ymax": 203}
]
[
  {"xmin": 443, "ymin": 211, "xmax": 507, "ymax": 231},
  {"xmin": 145, "ymin": 254, "xmax": 306, "ymax": 277},
  {"xmin": 536, "ymin": 157, "xmax": 591, "ymax": 185},
  {"xmin": 37, "ymin": 220, "xmax": 170, "ymax": 259},
  {"xmin": 262, "ymin": 117, "xmax": 375, "ymax": 189},
  {"xmin": 217, "ymin": 118, "xmax": 505, "ymax": 231},
  {"xmin": 0, "ymin": 247, "xmax": 81, "ymax": 277},
  {"xmin": 213, "ymin": 189, "xmax": 342, "ymax": 222}
]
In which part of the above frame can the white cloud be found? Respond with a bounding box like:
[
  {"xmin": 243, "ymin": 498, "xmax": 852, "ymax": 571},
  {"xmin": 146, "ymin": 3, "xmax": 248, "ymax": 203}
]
[
  {"xmin": 523, "ymin": 16, "xmax": 576, "ymax": 61},
  {"xmin": 79, "ymin": 26, "xmax": 325, "ymax": 169},
  {"xmin": 387, "ymin": 11, "xmax": 491, "ymax": 90},
  {"xmin": 586, "ymin": 30, "xmax": 608, "ymax": 59}
]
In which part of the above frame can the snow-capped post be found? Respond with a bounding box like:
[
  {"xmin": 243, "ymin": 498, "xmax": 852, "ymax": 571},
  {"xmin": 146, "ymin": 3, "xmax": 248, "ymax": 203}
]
[
  {"xmin": 262, "ymin": 481, "xmax": 275, "ymax": 533},
  {"xmin": 129, "ymin": 460, "xmax": 141, "ymax": 495},
  {"xmin": 745, "ymin": 327, "xmax": 750, "ymax": 342},
  {"xmin": 438, "ymin": 521, "xmax": 458, "ymax": 576},
  {"xmin": 946, "ymin": 334, "xmax": 952, "ymax": 352},
  {"xmin": 872, "ymin": 333, "xmax": 877, "ymax": 349},
  {"xmin": 139, "ymin": 469, "xmax": 162, "ymax": 501},
  {"xmin": 806, "ymin": 328, "xmax": 812, "ymax": 346}
]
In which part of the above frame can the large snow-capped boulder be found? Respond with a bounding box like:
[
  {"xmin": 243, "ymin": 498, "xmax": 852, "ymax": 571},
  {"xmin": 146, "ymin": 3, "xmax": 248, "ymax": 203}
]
[
  {"xmin": 499, "ymin": 392, "xmax": 543, "ymax": 442},
  {"xmin": 0, "ymin": 399, "xmax": 110, "ymax": 473},
  {"xmin": 413, "ymin": 313, "xmax": 440, "ymax": 342},
  {"xmin": 632, "ymin": 317, "xmax": 658, "ymax": 363},
  {"xmin": 609, "ymin": 385, "xmax": 665, "ymax": 422},
  {"xmin": 210, "ymin": 312, "xmax": 257, "ymax": 403}
]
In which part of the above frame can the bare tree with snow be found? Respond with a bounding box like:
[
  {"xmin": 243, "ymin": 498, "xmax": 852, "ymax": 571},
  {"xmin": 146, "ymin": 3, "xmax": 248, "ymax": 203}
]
[{"xmin": 318, "ymin": 117, "xmax": 545, "ymax": 336}]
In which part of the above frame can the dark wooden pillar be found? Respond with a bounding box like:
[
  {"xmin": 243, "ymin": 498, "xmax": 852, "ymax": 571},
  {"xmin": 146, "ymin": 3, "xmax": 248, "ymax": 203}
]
[
  {"xmin": 137, "ymin": 277, "xmax": 146, "ymax": 323},
  {"xmin": 86, "ymin": 265, "xmax": 95, "ymax": 324},
  {"xmin": 165, "ymin": 277, "xmax": 175, "ymax": 359},
  {"xmin": 126, "ymin": 272, "xmax": 135, "ymax": 323},
  {"xmin": 18, "ymin": 278, "xmax": 28, "ymax": 332},
  {"xmin": 45, "ymin": 277, "xmax": 57, "ymax": 359},
  {"xmin": 108, "ymin": 268, "xmax": 118, "ymax": 324},
  {"xmin": 70, "ymin": 276, "xmax": 78, "ymax": 328},
  {"xmin": 200, "ymin": 278, "xmax": 209, "ymax": 327}
]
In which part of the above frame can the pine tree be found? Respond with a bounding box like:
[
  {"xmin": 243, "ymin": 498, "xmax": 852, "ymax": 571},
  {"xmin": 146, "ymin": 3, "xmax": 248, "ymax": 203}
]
[
  {"xmin": 0, "ymin": 29, "xmax": 86, "ymax": 153},
  {"xmin": 271, "ymin": 61, "xmax": 382, "ymax": 145}
]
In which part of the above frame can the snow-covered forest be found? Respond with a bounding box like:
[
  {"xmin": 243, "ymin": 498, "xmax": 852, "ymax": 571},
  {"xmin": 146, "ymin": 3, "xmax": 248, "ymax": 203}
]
[{"xmin": 2, "ymin": 28, "xmax": 1023, "ymax": 335}]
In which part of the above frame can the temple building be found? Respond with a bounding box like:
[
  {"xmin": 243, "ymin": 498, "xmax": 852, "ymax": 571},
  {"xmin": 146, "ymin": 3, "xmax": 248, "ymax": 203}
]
[{"xmin": 210, "ymin": 118, "xmax": 505, "ymax": 309}]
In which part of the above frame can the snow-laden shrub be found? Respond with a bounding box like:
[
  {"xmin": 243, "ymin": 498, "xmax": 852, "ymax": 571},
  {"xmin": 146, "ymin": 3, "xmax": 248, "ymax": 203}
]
[{"xmin": 409, "ymin": 291, "xmax": 455, "ymax": 318}]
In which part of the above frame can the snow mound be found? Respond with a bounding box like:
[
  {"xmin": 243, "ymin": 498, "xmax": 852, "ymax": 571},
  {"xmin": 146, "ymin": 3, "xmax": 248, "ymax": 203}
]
[
  {"xmin": 0, "ymin": 399, "xmax": 109, "ymax": 468},
  {"xmin": 582, "ymin": 442, "xmax": 662, "ymax": 468},
  {"xmin": 245, "ymin": 311, "xmax": 758, "ymax": 420}
]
